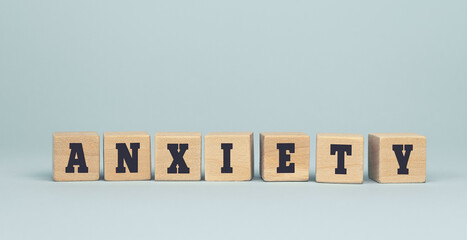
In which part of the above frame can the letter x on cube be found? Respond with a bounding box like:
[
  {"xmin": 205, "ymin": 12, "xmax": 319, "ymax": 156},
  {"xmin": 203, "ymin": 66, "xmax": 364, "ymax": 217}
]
[{"xmin": 155, "ymin": 132, "xmax": 202, "ymax": 181}]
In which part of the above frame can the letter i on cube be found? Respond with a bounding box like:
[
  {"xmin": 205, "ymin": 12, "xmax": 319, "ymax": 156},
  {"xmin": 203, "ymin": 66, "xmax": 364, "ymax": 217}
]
[{"xmin": 204, "ymin": 132, "xmax": 254, "ymax": 181}]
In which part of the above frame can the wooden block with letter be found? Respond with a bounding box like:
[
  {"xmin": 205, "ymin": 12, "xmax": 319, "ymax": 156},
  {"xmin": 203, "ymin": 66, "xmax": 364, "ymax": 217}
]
[
  {"xmin": 260, "ymin": 132, "xmax": 310, "ymax": 181},
  {"xmin": 103, "ymin": 132, "xmax": 151, "ymax": 181},
  {"xmin": 155, "ymin": 132, "xmax": 202, "ymax": 181},
  {"xmin": 53, "ymin": 132, "xmax": 100, "ymax": 181},
  {"xmin": 204, "ymin": 132, "xmax": 253, "ymax": 181},
  {"xmin": 369, "ymin": 133, "xmax": 426, "ymax": 183},
  {"xmin": 315, "ymin": 133, "xmax": 364, "ymax": 183}
]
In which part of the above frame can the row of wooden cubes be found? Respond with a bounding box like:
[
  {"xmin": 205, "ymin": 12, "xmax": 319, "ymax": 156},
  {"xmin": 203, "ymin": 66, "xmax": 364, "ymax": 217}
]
[{"xmin": 53, "ymin": 132, "xmax": 426, "ymax": 183}]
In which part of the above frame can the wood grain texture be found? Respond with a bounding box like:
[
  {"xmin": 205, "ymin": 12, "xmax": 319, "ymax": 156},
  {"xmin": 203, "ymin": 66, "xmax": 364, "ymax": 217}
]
[
  {"xmin": 315, "ymin": 133, "xmax": 363, "ymax": 184},
  {"xmin": 155, "ymin": 132, "xmax": 201, "ymax": 181},
  {"xmin": 260, "ymin": 132, "xmax": 310, "ymax": 182},
  {"xmin": 53, "ymin": 132, "xmax": 100, "ymax": 181},
  {"xmin": 204, "ymin": 132, "xmax": 253, "ymax": 181},
  {"xmin": 369, "ymin": 133, "xmax": 426, "ymax": 183},
  {"xmin": 103, "ymin": 132, "xmax": 151, "ymax": 181}
]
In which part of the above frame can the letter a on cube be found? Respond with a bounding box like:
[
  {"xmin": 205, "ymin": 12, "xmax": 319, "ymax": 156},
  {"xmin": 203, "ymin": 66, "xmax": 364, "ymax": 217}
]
[{"xmin": 53, "ymin": 132, "xmax": 100, "ymax": 181}]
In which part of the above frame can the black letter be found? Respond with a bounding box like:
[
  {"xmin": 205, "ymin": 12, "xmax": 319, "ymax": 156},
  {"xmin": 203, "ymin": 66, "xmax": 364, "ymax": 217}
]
[
  {"xmin": 392, "ymin": 144, "xmax": 413, "ymax": 174},
  {"xmin": 276, "ymin": 143, "xmax": 295, "ymax": 173},
  {"xmin": 115, "ymin": 143, "xmax": 140, "ymax": 173},
  {"xmin": 330, "ymin": 144, "xmax": 352, "ymax": 174},
  {"xmin": 65, "ymin": 143, "xmax": 89, "ymax": 173},
  {"xmin": 167, "ymin": 144, "xmax": 190, "ymax": 174},
  {"xmin": 221, "ymin": 143, "xmax": 233, "ymax": 173}
]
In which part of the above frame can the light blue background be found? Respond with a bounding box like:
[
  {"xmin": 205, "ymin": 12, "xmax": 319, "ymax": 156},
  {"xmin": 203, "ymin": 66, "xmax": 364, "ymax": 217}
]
[{"xmin": 1, "ymin": 1, "xmax": 466, "ymax": 239}]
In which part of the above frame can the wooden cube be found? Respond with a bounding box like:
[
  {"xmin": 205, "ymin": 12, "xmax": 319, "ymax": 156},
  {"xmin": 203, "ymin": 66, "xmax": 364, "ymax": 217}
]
[
  {"xmin": 260, "ymin": 132, "xmax": 310, "ymax": 181},
  {"xmin": 315, "ymin": 133, "xmax": 364, "ymax": 183},
  {"xmin": 53, "ymin": 132, "xmax": 100, "ymax": 181},
  {"xmin": 103, "ymin": 132, "xmax": 151, "ymax": 181},
  {"xmin": 369, "ymin": 133, "xmax": 426, "ymax": 183},
  {"xmin": 155, "ymin": 132, "xmax": 201, "ymax": 181},
  {"xmin": 204, "ymin": 132, "xmax": 253, "ymax": 181}
]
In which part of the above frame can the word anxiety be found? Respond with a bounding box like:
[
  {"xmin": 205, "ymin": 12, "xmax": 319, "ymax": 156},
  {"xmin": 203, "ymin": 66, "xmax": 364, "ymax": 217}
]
[{"xmin": 53, "ymin": 132, "xmax": 426, "ymax": 183}]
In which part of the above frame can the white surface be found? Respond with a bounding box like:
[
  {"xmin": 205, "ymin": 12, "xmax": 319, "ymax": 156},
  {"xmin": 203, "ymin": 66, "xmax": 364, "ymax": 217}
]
[{"xmin": 1, "ymin": 151, "xmax": 465, "ymax": 240}]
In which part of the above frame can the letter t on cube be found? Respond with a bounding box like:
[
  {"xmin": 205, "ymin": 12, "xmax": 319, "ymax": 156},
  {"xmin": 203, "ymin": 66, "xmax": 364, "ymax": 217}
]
[{"xmin": 315, "ymin": 133, "xmax": 364, "ymax": 183}]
